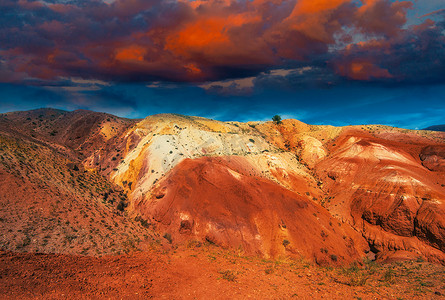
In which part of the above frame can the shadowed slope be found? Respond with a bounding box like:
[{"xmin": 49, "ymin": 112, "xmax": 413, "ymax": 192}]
[
  {"xmin": 1, "ymin": 108, "xmax": 136, "ymax": 159},
  {"xmin": 424, "ymin": 125, "xmax": 445, "ymax": 132}
]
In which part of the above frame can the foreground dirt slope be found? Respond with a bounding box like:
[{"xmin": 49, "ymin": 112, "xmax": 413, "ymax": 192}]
[{"xmin": 1, "ymin": 246, "xmax": 444, "ymax": 300}]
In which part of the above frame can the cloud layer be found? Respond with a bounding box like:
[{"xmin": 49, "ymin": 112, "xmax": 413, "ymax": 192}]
[{"xmin": 1, "ymin": 0, "xmax": 443, "ymax": 85}]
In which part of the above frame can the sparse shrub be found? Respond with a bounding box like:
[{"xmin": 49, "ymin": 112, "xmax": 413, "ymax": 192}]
[
  {"xmin": 117, "ymin": 201, "xmax": 127, "ymax": 211},
  {"xmin": 349, "ymin": 272, "xmax": 368, "ymax": 286},
  {"xmin": 362, "ymin": 258, "xmax": 377, "ymax": 274},
  {"xmin": 416, "ymin": 257, "xmax": 424, "ymax": 263},
  {"xmin": 219, "ymin": 270, "xmax": 237, "ymax": 282},
  {"xmin": 163, "ymin": 233, "xmax": 172, "ymax": 244},
  {"xmin": 380, "ymin": 268, "xmax": 396, "ymax": 284},
  {"xmin": 186, "ymin": 240, "xmax": 202, "ymax": 248},
  {"xmin": 418, "ymin": 280, "xmax": 434, "ymax": 287},
  {"xmin": 16, "ymin": 236, "xmax": 31, "ymax": 249},
  {"xmin": 282, "ymin": 239, "xmax": 290, "ymax": 247},
  {"xmin": 65, "ymin": 234, "xmax": 77, "ymax": 243},
  {"xmin": 341, "ymin": 263, "xmax": 368, "ymax": 286},
  {"xmin": 122, "ymin": 237, "xmax": 139, "ymax": 254},
  {"xmin": 135, "ymin": 216, "xmax": 150, "ymax": 228}
]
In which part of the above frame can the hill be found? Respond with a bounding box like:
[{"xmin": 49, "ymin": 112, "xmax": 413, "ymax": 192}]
[
  {"xmin": 1, "ymin": 108, "xmax": 445, "ymax": 298},
  {"xmin": 424, "ymin": 125, "xmax": 445, "ymax": 132},
  {"xmin": 0, "ymin": 109, "xmax": 153, "ymax": 256}
]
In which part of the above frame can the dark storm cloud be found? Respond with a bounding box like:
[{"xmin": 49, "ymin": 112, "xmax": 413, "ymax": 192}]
[
  {"xmin": 1, "ymin": 0, "xmax": 443, "ymax": 85},
  {"xmin": 333, "ymin": 18, "xmax": 445, "ymax": 83}
]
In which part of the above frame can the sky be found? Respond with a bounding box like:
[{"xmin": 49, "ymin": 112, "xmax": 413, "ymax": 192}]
[{"xmin": 0, "ymin": 0, "xmax": 444, "ymax": 129}]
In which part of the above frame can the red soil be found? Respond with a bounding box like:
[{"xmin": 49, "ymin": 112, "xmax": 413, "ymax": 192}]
[
  {"xmin": 136, "ymin": 156, "xmax": 367, "ymax": 264},
  {"xmin": 1, "ymin": 246, "xmax": 444, "ymax": 300}
]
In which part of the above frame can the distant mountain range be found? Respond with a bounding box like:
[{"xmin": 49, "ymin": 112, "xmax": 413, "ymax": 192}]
[{"xmin": 424, "ymin": 125, "xmax": 445, "ymax": 132}]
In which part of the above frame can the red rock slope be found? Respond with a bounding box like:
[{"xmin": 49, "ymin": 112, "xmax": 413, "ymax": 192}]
[
  {"xmin": 136, "ymin": 156, "xmax": 367, "ymax": 264},
  {"xmin": 316, "ymin": 128, "xmax": 445, "ymax": 262}
]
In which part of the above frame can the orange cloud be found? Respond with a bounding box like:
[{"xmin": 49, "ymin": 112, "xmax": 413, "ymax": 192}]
[
  {"xmin": 165, "ymin": 18, "xmax": 230, "ymax": 58},
  {"xmin": 115, "ymin": 46, "xmax": 146, "ymax": 62},
  {"xmin": 184, "ymin": 63, "xmax": 202, "ymax": 74},
  {"xmin": 162, "ymin": 11, "xmax": 262, "ymax": 65},
  {"xmin": 337, "ymin": 60, "xmax": 392, "ymax": 80},
  {"xmin": 354, "ymin": 0, "xmax": 412, "ymax": 37},
  {"xmin": 1, "ymin": 0, "xmax": 429, "ymax": 84},
  {"xmin": 277, "ymin": 0, "xmax": 351, "ymax": 46},
  {"xmin": 291, "ymin": 0, "xmax": 350, "ymax": 15}
]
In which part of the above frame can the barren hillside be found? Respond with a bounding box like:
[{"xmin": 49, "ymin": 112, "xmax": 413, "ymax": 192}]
[{"xmin": 0, "ymin": 109, "xmax": 445, "ymax": 298}]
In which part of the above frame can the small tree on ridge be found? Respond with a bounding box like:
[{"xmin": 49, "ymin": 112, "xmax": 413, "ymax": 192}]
[{"xmin": 272, "ymin": 115, "xmax": 282, "ymax": 125}]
